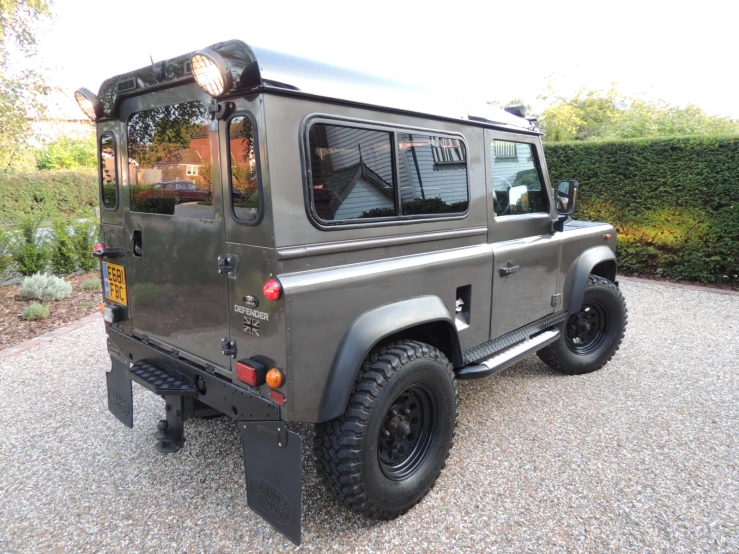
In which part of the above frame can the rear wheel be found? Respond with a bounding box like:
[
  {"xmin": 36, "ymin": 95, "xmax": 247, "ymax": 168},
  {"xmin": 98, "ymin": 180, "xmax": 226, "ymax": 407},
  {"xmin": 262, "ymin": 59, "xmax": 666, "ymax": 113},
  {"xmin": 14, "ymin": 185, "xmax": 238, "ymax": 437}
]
[
  {"xmin": 314, "ymin": 340, "xmax": 458, "ymax": 519},
  {"xmin": 538, "ymin": 275, "xmax": 627, "ymax": 375}
]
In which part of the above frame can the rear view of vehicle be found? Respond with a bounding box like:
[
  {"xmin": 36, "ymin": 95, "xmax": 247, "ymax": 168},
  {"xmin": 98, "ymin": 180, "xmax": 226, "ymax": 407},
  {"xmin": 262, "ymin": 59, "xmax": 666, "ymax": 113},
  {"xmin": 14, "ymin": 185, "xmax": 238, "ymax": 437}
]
[{"xmin": 79, "ymin": 43, "xmax": 306, "ymax": 542}]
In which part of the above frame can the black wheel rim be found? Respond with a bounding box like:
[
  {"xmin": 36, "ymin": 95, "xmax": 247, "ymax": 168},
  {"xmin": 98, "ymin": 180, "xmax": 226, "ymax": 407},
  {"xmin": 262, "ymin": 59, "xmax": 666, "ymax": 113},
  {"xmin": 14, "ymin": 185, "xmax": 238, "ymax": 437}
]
[
  {"xmin": 565, "ymin": 300, "xmax": 609, "ymax": 354},
  {"xmin": 378, "ymin": 384, "xmax": 437, "ymax": 481}
]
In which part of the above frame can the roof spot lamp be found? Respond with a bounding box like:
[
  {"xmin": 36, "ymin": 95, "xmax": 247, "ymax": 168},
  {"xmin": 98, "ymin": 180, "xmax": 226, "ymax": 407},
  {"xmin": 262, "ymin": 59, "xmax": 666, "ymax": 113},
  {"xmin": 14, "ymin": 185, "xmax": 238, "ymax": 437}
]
[
  {"xmin": 74, "ymin": 88, "xmax": 100, "ymax": 120},
  {"xmin": 191, "ymin": 48, "xmax": 233, "ymax": 96}
]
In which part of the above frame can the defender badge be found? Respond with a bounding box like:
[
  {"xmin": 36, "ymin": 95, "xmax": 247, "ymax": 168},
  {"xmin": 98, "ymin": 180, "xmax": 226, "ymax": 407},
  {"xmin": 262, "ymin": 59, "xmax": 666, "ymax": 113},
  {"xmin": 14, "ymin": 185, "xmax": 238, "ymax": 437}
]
[{"xmin": 243, "ymin": 295, "xmax": 259, "ymax": 309}]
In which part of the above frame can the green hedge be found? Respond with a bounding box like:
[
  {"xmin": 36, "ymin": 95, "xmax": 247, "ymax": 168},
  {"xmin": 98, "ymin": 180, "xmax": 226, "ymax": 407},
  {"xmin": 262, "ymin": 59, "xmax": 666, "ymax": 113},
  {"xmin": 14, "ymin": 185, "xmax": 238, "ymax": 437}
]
[
  {"xmin": 0, "ymin": 169, "xmax": 98, "ymax": 224},
  {"xmin": 545, "ymin": 136, "xmax": 739, "ymax": 284}
]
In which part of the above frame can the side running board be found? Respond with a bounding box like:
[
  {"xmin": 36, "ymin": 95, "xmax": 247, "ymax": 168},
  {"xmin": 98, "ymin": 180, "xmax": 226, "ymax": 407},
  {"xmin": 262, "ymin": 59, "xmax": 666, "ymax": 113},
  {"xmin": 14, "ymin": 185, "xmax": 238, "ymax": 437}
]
[{"xmin": 456, "ymin": 329, "xmax": 560, "ymax": 380}]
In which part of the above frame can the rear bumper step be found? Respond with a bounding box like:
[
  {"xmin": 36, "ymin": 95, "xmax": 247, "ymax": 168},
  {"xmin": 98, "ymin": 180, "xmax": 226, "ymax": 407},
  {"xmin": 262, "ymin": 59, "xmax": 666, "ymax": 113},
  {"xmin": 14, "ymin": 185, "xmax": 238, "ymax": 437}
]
[
  {"xmin": 129, "ymin": 361, "xmax": 197, "ymax": 397},
  {"xmin": 456, "ymin": 329, "xmax": 560, "ymax": 380}
]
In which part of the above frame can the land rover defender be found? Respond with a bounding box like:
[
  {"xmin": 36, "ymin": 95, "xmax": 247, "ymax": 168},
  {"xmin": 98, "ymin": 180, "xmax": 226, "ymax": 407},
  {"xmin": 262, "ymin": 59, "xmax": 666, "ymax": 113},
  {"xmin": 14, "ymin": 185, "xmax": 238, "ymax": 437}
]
[{"xmin": 76, "ymin": 40, "xmax": 627, "ymax": 545}]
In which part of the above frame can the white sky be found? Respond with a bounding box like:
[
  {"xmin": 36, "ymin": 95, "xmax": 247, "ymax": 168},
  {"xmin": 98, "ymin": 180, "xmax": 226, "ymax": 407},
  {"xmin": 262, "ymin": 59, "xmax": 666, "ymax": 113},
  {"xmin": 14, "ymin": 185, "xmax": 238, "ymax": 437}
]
[{"xmin": 34, "ymin": 0, "xmax": 739, "ymax": 119}]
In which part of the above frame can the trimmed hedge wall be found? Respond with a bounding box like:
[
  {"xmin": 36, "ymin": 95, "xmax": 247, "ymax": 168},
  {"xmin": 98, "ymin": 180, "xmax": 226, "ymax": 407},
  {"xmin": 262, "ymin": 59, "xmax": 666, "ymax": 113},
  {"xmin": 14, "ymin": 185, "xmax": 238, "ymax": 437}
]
[
  {"xmin": 545, "ymin": 136, "xmax": 739, "ymax": 284},
  {"xmin": 0, "ymin": 169, "xmax": 98, "ymax": 224}
]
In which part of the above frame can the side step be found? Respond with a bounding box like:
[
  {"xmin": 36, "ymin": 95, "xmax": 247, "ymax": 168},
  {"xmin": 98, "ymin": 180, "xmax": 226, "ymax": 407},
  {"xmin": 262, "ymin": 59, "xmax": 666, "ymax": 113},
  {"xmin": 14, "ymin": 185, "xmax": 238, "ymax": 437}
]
[
  {"xmin": 456, "ymin": 329, "xmax": 560, "ymax": 380},
  {"xmin": 128, "ymin": 361, "xmax": 197, "ymax": 397}
]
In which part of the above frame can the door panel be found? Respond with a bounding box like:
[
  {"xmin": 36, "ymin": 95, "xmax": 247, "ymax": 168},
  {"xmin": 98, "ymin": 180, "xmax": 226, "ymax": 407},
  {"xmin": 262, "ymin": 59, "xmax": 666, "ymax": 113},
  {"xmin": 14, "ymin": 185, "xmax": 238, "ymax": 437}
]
[
  {"xmin": 485, "ymin": 130, "xmax": 559, "ymax": 339},
  {"xmin": 122, "ymin": 87, "xmax": 231, "ymax": 371},
  {"xmin": 490, "ymin": 233, "xmax": 559, "ymax": 337}
]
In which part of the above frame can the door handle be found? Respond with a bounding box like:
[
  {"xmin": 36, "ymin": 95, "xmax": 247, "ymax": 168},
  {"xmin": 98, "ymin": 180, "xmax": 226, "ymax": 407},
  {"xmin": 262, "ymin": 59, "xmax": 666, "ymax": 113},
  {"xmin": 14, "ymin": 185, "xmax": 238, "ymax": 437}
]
[
  {"xmin": 499, "ymin": 261, "xmax": 520, "ymax": 276},
  {"xmin": 132, "ymin": 230, "xmax": 143, "ymax": 257}
]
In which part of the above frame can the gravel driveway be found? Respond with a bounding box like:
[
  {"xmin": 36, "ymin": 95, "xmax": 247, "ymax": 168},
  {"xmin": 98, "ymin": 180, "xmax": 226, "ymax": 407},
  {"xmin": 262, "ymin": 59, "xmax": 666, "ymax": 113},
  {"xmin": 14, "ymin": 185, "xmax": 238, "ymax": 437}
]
[{"xmin": 1, "ymin": 279, "xmax": 737, "ymax": 553}]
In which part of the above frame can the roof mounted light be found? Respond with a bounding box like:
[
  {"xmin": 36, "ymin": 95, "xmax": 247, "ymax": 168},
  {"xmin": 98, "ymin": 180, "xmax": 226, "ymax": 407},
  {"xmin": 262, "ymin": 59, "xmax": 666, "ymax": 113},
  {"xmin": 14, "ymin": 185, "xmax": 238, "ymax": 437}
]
[
  {"xmin": 191, "ymin": 48, "xmax": 233, "ymax": 97},
  {"xmin": 74, "ymin": 88, "xmax": 100, "ymax": 121}
]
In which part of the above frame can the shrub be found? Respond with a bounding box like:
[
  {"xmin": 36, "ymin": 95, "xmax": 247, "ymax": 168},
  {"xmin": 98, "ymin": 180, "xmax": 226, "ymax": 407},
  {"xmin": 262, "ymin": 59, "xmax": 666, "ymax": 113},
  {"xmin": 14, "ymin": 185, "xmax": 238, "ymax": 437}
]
[
  {"xmin": 50, "ymin": 219, "xmax": 77, "ymax": 275},
  {"xmin": 545, "ymin": 135, "xmax": 739, "ymax": 284},
  {"xmin": 0, "ymin": 228, "xmax": 13, "ymax": 279},
  {"xmin": 23, "ymin": 302, "xmax": 50, "ymax": 321},
  {"xmin": 36, "ymin": 136, "xmax": 97, "ymax": 170},
  {"xmin": 72, "ymin": 219, "xmax": 99, "ymax": 272},
  {"xmin": 0, "ymin": 169, "xmax": 97, "ymax": 224},
  {"xmin": 12, "ymin": 216, "xmax": 51, "ymax": 276},
  {"xmin": 19, "ymin": 273, "xmax": 72, "ymax": 301},
  {"xmin": 83, "ymin": 278, "xmax": 102, "ymax": 291}
]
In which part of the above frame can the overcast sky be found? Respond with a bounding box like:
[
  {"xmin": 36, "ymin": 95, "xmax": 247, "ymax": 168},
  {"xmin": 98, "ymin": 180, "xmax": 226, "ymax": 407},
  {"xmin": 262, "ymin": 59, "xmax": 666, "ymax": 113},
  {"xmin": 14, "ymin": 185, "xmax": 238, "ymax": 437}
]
[{"xmin": 36, "ymin": 0, "xmax": 739, "ymax": 119}]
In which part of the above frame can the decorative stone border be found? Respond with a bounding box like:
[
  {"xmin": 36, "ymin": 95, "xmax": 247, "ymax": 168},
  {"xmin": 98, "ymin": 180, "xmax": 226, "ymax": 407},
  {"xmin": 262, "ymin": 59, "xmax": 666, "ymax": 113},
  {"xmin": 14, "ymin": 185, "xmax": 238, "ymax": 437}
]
[{"xmin": 0, "ymin": 313, "xmax": 102, "ymax": 360}]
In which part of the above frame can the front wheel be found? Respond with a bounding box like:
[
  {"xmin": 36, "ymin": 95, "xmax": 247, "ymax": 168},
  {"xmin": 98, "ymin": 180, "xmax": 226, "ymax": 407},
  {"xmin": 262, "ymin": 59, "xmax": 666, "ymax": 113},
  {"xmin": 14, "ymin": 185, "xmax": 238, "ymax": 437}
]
[
  {"xmin": 314, "ymin": 340, "xmax": 459, "ymax": 519},
  {"xmin": 538, "ymin": 275, "xmax": 627, "ymax": 375}
]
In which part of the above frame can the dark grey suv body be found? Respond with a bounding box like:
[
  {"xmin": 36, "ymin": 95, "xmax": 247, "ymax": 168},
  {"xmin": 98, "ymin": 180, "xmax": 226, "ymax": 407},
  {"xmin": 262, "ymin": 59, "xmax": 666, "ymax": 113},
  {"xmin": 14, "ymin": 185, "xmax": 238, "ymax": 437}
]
[{"xmin": 85, "ymin": 40, "xmax": 624, "ymax": 545}]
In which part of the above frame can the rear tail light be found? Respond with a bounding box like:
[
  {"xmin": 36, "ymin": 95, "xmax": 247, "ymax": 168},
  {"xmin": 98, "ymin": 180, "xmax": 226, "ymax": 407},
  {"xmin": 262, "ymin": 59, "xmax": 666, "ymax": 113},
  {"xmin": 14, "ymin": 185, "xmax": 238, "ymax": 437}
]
[
  {"xmin": 270, "ymin": 390, "xmax": 285, "ymax": 406},
  {"xmin": 263, "ymin": 279, "xmax": 282, "ymax": 301},
  {"xmin": 236, "ymin": 359, "xmax": 266, "ymax": 387},
  {"xmin": 93, "ymin": 243, "xmax": 105, "ymax": 253}
]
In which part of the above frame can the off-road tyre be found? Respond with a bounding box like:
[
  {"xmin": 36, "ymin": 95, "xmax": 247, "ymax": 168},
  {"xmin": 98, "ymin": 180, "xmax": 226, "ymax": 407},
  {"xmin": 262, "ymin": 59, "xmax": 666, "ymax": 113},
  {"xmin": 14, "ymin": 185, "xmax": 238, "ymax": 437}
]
[
  {"xmin": 314, "ymin": 340, "xmax": 459, "ymax": 520},
  {"xmin": 537, "ymin": 275, "xmax": 627, "ymax": 375}
]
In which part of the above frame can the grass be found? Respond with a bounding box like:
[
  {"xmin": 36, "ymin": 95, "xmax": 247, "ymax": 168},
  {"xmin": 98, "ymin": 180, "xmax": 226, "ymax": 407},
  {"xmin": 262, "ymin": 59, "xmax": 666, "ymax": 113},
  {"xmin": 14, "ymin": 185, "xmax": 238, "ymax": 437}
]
[
  {"xmin": 83, "ymin": 278, "xmax": 102, "ymax": 291},
  {"xmin": 23, "ymin": 302, "xmax": 50, "ymax": 321}
]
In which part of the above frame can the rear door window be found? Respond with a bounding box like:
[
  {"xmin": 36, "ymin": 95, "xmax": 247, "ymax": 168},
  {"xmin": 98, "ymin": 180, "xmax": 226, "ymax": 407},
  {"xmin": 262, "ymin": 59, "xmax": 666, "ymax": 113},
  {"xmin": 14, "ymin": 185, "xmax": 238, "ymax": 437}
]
[{"xmin": 127, "ymin": 101, "xmax": 214, "ymax": 218}]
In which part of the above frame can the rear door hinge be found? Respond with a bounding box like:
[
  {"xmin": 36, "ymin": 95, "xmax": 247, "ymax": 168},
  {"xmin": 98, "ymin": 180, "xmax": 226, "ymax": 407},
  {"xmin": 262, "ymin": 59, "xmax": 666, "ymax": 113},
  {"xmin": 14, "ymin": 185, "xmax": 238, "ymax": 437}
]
[{"xmin": 551, "ymin": 293, "xmax": 562, "ymax": 307}]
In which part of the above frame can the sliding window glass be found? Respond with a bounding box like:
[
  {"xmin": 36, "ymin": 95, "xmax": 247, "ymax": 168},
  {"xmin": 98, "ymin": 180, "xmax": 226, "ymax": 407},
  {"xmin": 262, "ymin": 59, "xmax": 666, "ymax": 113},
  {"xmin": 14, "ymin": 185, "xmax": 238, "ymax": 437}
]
[
  {"xmin": 397, "ymin": 134, "xmax": 468, "ymax": 215},
  {"xmin": 308, "ymin": 124, "xmax": 396, "ymax": 221}
]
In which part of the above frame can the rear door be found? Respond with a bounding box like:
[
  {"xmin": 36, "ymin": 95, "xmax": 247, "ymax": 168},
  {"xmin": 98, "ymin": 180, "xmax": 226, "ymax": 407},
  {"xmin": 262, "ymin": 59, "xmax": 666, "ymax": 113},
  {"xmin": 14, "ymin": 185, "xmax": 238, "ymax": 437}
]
[
  {"xmin": 121, "ymin": 84, "xmax": 231, "ymax": 370},
  {"xmin": 485, "ymin": 130, "xmax": 559, "ymax": 339}
]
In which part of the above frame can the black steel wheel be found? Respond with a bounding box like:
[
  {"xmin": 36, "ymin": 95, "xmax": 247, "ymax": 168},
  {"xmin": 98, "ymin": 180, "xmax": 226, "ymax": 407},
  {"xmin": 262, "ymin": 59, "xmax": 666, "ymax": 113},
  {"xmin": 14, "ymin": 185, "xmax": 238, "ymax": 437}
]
[
  {"xmin": 377, "ymin": 384, "xmax": 437, "ymax": 480},
  {"xmin": 314, "ymin": 340, "xmax": 458, "ymax": 520},
  {"xmin": 565, "ymin": 300, "xmax": 609, "ymax": 355},
  {"xmin": 538, "ymin": 275, "xmax": 627, "ymax": 375}
]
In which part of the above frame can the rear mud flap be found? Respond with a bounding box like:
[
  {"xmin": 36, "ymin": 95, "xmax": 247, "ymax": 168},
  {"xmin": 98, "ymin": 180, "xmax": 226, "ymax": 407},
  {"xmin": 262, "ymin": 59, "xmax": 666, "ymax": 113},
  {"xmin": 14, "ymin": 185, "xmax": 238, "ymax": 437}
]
[
  {"xmin": 240, "ymin": 421, "xmax": 302, "ymax": 545},
  {"xmin": 106, "ymin": 357, "xmax": 133, "ymax": 428}
]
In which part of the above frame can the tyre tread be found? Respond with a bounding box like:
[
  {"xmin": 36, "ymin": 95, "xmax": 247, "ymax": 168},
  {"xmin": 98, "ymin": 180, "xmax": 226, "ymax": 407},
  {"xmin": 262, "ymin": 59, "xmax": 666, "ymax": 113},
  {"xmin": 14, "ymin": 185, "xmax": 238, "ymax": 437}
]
[
  {"xmin": 314, "ymin": 340, "xmax": 459, "ymax": 519},
  {"xmin": 537, "ymin": 275, "xmax": 628, "ymax": 375}
]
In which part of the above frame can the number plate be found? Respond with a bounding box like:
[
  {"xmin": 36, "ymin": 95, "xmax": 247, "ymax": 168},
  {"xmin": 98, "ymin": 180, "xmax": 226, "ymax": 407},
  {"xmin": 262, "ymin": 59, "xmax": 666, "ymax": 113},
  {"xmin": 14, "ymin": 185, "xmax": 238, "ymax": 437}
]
[{"xmin": 103, "ymin": 262, "xmax": 128, "ymax": 305}]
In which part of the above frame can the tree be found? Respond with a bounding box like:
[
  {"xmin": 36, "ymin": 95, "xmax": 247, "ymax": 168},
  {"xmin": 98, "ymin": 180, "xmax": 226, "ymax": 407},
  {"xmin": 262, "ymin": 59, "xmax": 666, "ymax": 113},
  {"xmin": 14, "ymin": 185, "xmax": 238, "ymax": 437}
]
[
  {"xmin": 537, "ymin": 84, "xmax": 739, "ymax": 142},
  {"xmin": 0, "ymin": 0, "xmax": 52, "ymax": 170}
]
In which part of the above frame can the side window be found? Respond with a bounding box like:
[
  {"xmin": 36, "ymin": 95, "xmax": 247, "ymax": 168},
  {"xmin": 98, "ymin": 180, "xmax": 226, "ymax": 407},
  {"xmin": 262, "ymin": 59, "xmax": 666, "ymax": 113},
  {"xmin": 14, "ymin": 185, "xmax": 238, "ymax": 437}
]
[
  {"xmin": 308, "ymin": 124, "xmax": 396, "ymax": 221},
  {"xmin": 99, "ymin": 133, "xmax": 117, "ymax": 209},
  {"xmin": 398, "ymin": 133, "xmax": 468, "ymax": 215},
  {"xmin": 491, "ymin": 140, "xmax": 549, "ymax": 216},
  {"xmin": 228, "ymin": 115, "xmax": 261, "ymax": 223}
]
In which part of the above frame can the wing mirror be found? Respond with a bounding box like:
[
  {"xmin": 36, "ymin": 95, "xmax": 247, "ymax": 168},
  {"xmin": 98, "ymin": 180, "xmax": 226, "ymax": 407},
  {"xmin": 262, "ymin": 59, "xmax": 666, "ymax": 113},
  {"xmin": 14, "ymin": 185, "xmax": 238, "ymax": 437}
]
[
  {"xmin": 556, "ymin": 180, "xmax": 578, "ymax": 215},
  {"xmin": 552, "ymin": 180, "xmax": 578, "ymax": 232}
]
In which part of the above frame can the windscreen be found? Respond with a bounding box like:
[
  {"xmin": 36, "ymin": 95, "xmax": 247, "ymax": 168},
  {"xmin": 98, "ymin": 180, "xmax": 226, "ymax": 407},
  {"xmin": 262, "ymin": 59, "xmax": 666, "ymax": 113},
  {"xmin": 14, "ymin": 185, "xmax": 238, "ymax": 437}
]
[{"xmin": 127, "ymin": 101, "xmax": 215, "ymax": 219}]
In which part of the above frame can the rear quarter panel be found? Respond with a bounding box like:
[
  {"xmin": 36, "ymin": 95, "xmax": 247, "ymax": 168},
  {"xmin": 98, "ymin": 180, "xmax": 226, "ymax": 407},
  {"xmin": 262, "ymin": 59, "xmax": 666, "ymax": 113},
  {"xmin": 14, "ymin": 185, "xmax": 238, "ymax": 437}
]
[{"xmin": 279, "ymin": 244, "xmax": 492, "ymax": 422}]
